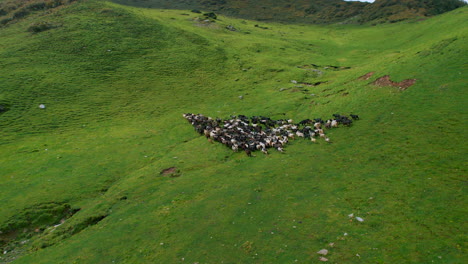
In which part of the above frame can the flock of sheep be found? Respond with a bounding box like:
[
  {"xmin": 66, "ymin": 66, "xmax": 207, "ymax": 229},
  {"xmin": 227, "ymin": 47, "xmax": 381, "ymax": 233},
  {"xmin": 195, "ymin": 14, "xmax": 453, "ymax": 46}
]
[{"xmin": 183, "ymin": 113, "xmax": 359, "ymax": 156}]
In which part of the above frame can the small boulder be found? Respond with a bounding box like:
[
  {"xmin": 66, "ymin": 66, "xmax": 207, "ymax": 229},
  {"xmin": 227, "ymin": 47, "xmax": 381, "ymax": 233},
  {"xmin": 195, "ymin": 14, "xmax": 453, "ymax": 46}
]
[
  {"xmin": 319, "ymin": 256, "xmax": 328, "ymax": 262},
  {"xmin": 226, "ymin": 25, "xmax": 237, "ymax": 31},
  {"xmin": 317, "ymin": 249, "xmax": 328, "ymax": 255}
]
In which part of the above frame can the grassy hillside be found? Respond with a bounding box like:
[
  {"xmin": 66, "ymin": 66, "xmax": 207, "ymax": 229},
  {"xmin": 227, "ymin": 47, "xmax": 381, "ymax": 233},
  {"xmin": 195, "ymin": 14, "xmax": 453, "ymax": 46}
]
[
  {"xmin": 0, "ymin": 0, "xmax": 466, "ymax": 263},
  {"xmin": 110, "ymin": 0, "xmax": 467, "ymax": 24},
  {"xmin": 110, "ymin": 0, "xmax": 368, "ymax": 24}
]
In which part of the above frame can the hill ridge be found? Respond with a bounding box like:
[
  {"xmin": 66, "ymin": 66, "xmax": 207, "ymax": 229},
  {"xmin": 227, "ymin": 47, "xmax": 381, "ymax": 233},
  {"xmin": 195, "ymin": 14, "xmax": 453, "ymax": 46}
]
[{"xmin": 110, "ymin": 0, "xmax": 467, "ymax": 24}]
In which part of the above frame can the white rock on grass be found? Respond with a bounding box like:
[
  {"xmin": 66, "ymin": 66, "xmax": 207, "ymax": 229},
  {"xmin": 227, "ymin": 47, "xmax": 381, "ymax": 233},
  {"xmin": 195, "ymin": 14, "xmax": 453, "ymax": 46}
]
[
  {"xmin": 39, "ymin": 104, "xmax": 46, "ymax": 109},
  {"xmin": 355, "ymin": 217, "xmax": 364, "ymax": 222},
  {"xmin": 319, "ymin": 256, "xmax": 328, "ymax": 262},
  {"xmin": 317, "ymin": 249, "xmax": 329, "ymax": 255}
]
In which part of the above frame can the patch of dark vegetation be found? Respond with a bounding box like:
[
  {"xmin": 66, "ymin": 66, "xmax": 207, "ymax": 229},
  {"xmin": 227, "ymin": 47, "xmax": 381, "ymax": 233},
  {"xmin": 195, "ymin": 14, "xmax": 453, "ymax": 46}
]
[
  {"xmin": 68, "ymin": 215, "xmax": 107, "ymax": 236},
  {"xmin": 203, "ymin": 12, "xmax": 217, "ymax": 20},
  {"xmin": 254, "ymin": 24, "xmax": 269, "ymax": 29},
  {"xmin": 12, "ymin": 9, "xmax": 29, "ymax": 19},
  {"xmin": 27, "ymin": 21, "xmax": 59, "ymax": 33},
  {"xmin": 0, "ymin": 17, "xmax": 13, "ymax": 25},
  {"xmin": 183, "ymin": 113, "xmax": 359, "ymax": 156},
  {"xmin": 323, "ymin": 88, "xmax": 347, "ymax": 97},
  {"xmin": 299, "ymin": 64, "xmax": 351, "ymax": 71},
  {"xmin": 0, "ymin": 0, "xmax": 76, "ymax": 27},
  {"xmin": 0, "ymin": 103, "xmax": 10, "ymax": 114},
  {"xmin": 290, "ymin": 87, "xmax": 309, "ymax": 93},
  {"xmin": 372, "ymin": 75, "xmax": 416, "ymax": 91},
  {"xmin": 300, "ymin": 81, "xmax": 327, "ymax": 86},
  {"xmin": 0, "ymin": 203, "xmax": 79, "ymax": 236},
  {"xmin": 160, "ymin": 167, "xmax": 181, "ymax": 177},
  {"xmin": 29, "ymin": 212, "xmax": 109, "ymax": 251},
  {"xmin": 0, "ymin": 202, "xmax": 79, "ymax": 254}
]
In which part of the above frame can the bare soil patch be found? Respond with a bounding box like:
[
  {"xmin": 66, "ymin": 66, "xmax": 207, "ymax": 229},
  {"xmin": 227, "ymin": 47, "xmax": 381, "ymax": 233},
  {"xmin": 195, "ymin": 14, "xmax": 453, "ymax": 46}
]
[
  {"xmin": 358, "ymin": 71, "xmax": 375, "ymax": 80},
  {"xmin": 160, "ymin": 167, "xmax": 180, "ymax": 177},
  {"xmin": 372, "ymin": 75, "xmax": 416, "ymax": 90}
]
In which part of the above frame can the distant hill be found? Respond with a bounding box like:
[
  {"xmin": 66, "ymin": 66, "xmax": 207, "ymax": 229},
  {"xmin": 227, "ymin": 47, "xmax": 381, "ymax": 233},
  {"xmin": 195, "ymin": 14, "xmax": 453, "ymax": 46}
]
[
  {"xmin": 358, "ymin": 0, "xmax": 468, "ymax": 24},
  {"xmin": 1, "ymin": 0, "xmax": 465, "ymax": 26},
  {"xmin": 111, "ymin": 0, "xmax": 467, "ymax": 24}
]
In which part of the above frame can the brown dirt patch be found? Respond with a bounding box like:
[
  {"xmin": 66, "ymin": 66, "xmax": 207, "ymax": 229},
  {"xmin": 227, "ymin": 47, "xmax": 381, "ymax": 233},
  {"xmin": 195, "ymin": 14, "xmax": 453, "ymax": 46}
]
[
  {"xmin": 372, "ymin": 75, "xmax": 416, "ymax": 90},
  {"xmin": 358, "ymin": 72, "xmax": 375, "ymax": 80},
  {"xmin": 160, "ymin": 167, "xmax": 180, "ymax": 177}
]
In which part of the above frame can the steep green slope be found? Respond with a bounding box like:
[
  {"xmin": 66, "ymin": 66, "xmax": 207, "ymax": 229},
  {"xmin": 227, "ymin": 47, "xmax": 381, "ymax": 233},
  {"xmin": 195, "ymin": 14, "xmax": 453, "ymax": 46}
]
[{"xmin": 0, "ymin": 1, "xmax": 466, "ymax": 263}]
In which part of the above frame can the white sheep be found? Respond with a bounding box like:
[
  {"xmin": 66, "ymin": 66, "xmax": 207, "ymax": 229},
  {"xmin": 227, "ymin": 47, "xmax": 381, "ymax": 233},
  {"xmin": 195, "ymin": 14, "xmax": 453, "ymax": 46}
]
[{"xmin": 331, "ymin": 120, "xmax": 338, "ymax": 128}]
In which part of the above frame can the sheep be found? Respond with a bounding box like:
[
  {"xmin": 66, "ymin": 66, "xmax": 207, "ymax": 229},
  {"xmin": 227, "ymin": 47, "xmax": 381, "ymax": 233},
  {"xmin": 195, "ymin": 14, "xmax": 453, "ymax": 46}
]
[
  {"xmin": 331, "ymin": 119, "xmax": 338, "ymax": 128},
  {"xmin": 245, "ymin": 149, "xmax": 252, "ymax": 156},
  {"xmin": 183, "ymin": 112, "xmax": 358, "ymax": 156},
  {"xmin": 232, "ymin": 144, "xmax": 238, "ymax": 152},
  {"xmin": 296, "ymin": 131, "xmax": 305, "ymax": 138},
  {"xmin": 299, "ymin": 119, "xmax": 312, "ymax": 125}
]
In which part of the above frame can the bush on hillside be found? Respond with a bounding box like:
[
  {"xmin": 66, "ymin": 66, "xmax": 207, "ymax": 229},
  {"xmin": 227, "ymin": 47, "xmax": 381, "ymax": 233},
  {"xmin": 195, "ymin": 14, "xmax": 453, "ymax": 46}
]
[
  {"xmin": 203, "ymin": 12, "xmax": 217, "ymax": 20},
  {"xmin": 27, "ymin": 21, "xmax": 57, "ymax": 32},
  {"xmin": 0, "ymin": 104, "xmax": 10, "ymax": 113}
]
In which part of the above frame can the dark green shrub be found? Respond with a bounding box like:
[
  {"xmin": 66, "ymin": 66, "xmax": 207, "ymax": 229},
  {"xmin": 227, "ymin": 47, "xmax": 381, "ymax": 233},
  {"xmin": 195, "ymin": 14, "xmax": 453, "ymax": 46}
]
[
  {"xmin": 26, "ymin": 2, "xmax": 46, "ymax": 11},
  {"xmin": 12, "ymin": 9, "xmax": 29, "ymax": 19},
  {"xmin": 0, "ymin": 17, "xmax": 13, "ymax": 25},
  {"xmin": 203, "ymin": 12, "xmax": 217, "ymax": 20},
  {"xmin": 27, "ymin": 21, "xmax": 56, "ymax": 33}
]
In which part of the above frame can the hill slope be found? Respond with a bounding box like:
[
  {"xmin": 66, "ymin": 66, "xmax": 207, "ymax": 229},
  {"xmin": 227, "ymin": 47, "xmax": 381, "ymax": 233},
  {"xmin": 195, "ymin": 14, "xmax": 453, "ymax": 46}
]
[
  {"xmin": 0, "ymin": 0, "xmax": 467, "ymax": 263},
  {"xmin": 110, "ymin": 0, "xmax": 467, "ymax": 24}
]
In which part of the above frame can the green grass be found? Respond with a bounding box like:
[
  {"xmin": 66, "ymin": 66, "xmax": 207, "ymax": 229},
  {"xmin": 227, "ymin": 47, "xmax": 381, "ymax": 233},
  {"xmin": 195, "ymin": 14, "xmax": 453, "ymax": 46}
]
[{"xmin": 0, "ymin": 1, "xmax": 467, "ymax": 263}]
